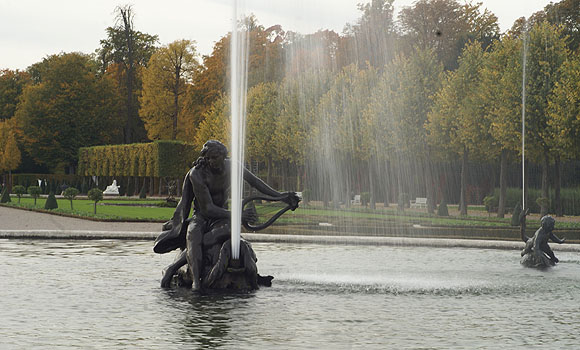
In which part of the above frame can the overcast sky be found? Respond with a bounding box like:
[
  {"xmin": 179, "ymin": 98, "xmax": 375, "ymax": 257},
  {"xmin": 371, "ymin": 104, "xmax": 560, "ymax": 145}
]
[{"xmin": 1, "ymin": 0, "xmax": 553, "ymax": 71}]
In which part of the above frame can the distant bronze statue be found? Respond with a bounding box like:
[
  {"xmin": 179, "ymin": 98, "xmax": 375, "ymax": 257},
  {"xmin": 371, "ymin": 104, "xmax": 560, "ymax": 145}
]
[
  {"xmin": 153, "ymin": 140, "xmax": 300, "ymax": 291},
  {"xmin": 520, "ymin": 209, "xmax": 565, "ymax": 268}
]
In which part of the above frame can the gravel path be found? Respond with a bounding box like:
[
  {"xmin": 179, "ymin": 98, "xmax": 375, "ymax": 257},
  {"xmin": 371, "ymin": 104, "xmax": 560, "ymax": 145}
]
[{"xmin": 0, "ymin": 205, "xmax": 160, "ymax": 232}]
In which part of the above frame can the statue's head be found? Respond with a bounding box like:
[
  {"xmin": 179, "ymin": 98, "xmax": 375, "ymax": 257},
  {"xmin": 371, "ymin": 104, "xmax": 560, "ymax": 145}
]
[
  {"xmin": 540, "ymin": 215, "xmax": 555, "ymax": 231},
  {"xmin": 200, "ymin": 140, "xmax": 228, "ymax": 158},
  {"xmin": 199, "ymin": 140, "xmax": 228, "ymax": 172}
]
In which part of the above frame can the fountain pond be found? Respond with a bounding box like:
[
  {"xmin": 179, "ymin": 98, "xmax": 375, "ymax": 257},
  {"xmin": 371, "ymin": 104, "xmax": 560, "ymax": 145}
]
[{"xmin": 1, "ymin": 238, "xmax": 579, "ymax": 349}]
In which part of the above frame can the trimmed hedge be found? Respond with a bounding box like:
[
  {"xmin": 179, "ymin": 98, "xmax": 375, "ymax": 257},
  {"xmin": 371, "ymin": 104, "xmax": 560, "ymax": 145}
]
[
  {"xmin": 77, "ymin": 140, "xmax": 197, "ymax": 178},
  {"xmin": 487, "ymin": 187, "xmax": 580, "ymax": 216}
]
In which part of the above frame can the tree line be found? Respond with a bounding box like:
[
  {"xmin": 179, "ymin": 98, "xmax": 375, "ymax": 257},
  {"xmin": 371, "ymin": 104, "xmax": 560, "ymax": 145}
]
[{"xmin": 1, "ymin": 0, "xmax": 579, "ymax": 216}]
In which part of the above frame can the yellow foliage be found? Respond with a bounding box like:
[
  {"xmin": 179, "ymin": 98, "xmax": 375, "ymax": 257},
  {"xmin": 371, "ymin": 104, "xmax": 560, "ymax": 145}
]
[
  {"xmin": 0, "ymin": 120, "xmax": 21, "ymax": 172},
  {"xmin": 194, "ymin": 95, "xmax": 230, "ymax": 151},
  {"xmin": 140, "ymin": 40, "xmax": 199, "ymax": 141}
]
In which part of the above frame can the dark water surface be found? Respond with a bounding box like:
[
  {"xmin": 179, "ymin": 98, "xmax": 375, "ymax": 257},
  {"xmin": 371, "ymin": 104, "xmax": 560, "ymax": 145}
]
[{"xmin": 1, "ymin": 239, "xmax": 579, "ymax": 349}]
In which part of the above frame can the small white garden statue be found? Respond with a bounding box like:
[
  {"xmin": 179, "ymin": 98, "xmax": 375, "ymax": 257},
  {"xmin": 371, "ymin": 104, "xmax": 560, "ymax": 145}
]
[{"xmin": 103, "ymin": 179, "xmax": 120, "ymax": 195}]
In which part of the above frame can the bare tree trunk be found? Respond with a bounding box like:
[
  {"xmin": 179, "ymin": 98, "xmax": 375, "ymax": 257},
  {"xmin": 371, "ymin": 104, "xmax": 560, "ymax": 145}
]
[
  {"xmin": 266, "ymin": 157, "xmax": 272, "ymax": 186},
  {"xmin": 396, "ymin": 154, "xmax": 404, "ymax": 211},
  {"xmin": 459, "ymin": 147, "xmax": 468, "ymax": 216},
  {"xmin": 369, "ymin": 159, "xmax": 376, "ymax": 210},
  {"xmin": 498, "ymin": 149, "xmax": 508, "ymax": 218},
  {"xmin": 540, "ymin": 152, "xmax": 549, "ymax": 216},
  {"xmin": 118, "ymin": 6, "xmax": 136, "ymax": 144},
  {"xmin": 344, "ymin": 156, "xmax": 352, "ymax": 208},
  {"xmin": 282, "ymin": 160, "xmax": 288, "ymax": 191},
  {"xmin": 425, "ymin": 157, "xmax": 435, "ymax": 214},
  {"xmin": 555, "ymin": 154, "xmax": 562, "ymax": 216},
  {"xmin": 296, "ymin": 165, "xmax": 302, "ymax": 192}
]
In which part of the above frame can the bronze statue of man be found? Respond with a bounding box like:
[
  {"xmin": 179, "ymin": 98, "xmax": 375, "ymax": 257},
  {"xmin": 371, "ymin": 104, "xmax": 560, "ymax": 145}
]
[{"xmin": 154, "ymin": 140, "xmax": 299, "ymax": 290}]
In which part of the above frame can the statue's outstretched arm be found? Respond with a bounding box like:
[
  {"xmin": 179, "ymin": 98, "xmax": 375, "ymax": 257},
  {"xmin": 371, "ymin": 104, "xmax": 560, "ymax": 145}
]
[
  {"xmin": 549, "ymin": 232, "xmax": 565, "ymax": 244},
  {"xmin": 243, "ymin": 167, "xmax": 282, "ymax": 197},
  {"xmin": 243, "ymin": 167, "xmax": 300, "ymax": 209}
]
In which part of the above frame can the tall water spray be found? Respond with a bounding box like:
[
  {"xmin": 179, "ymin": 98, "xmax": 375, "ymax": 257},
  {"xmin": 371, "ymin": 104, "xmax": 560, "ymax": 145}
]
[
  {"xmin": 521, "ymin": 21, "xmax": 528, "ymax": 210},
  {"xmin": 230, "ymin": 0, "xmax": 249, "ymax": 260}
]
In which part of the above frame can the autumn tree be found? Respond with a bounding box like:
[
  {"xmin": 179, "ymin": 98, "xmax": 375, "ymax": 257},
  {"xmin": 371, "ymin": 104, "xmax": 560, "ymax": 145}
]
[
  {"xmin": 548, "ymin": 54, "xmax": 580, "ymax": 215},
  {"xmin": 193, "ymin": 94, "xmax": 230, "ymax": 151},
  {"xmin": 186, "ymin": 36, "xmax": 229, "ymax": 131},
  {"xmin": 0, "ymin": 69, "xmax": 30, "ymax": 120},
  {"xmin": 544, "ymin": 0, "xmax": 580, "ymax": 52},
  {"xmin": 14, "ymin": 53, "xmax": 120, "ymax": 172},
  {"xmin": 362, "ymin": 57, "xmax": 405, "ymax": 207},
  {"xmin": 0, "ymin": 119, "xmax": 21, "ymax": 188},
  {"xmin": 314, "ymin": 64, "xmax": 379, "ymax": 206},
  {"xmin": 140, "ymin": 40, "xmax": 200, "ymax": 141},
  {"xmin": 276, "ymin": 68, "xmax": 332, "ymax": 196},
  {"xmin": 524, "ymin": 21, "xmax": 569, "ymax": 216},
  {"xmin": 284, "ymin": 30, "xmax": 342, "ymax": 76},
  {"xmin": 398, "ymin": 0, "xmax": 499, "ymax": 71},
  {"xmin": 427, "ymin": 41, "xmax": 489, "ymax": 216},
  {"xmin": 246, "ymin": 82, "xmax": 280, "ymax": 184},
  {"xmin": 388, "ymin": 48, "xmax": 444, "ymax": 212},
  {"xmin": 97, "ymin": 5, "xmax": 158, "ymax": 144},
  {"xmin": 245, "ymin": 17, "xmax": 285, "ymax": 88},
  {"xmin": 478, "ymin": 35, "xmax": 524, "ymax": 217},
  {"xmin": 186, "ymin": 15, "xmax": 285, "ymax": 140},
  {"xmin": 342, "ymin": 0, "xmax": 398, "ymax": 69}
]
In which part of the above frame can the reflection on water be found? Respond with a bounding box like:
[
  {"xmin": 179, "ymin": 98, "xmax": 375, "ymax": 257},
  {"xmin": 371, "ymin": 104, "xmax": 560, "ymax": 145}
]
[
  {"xmin": 159, "ymin": 290, "xmax": 259, "ymax": 348},
  {"xmin": 0, "ymin": 239, "xmax": 579, "ymax": 349}
]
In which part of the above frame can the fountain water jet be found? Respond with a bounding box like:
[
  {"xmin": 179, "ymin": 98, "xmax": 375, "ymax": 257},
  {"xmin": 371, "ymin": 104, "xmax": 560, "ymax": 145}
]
[
  {"xmin": 521, "ymin": 19, "xmax": 528, "ymax": 211},
  {"xmin": 230, "ymin": 0, "xmax": 249, "ymax": 260}
]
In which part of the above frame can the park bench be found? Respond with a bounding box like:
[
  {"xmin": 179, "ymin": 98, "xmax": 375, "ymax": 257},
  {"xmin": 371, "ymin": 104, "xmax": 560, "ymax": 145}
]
[{"xmin": 410, "ymin": 197, "xmax": 427, "ymax": 208}]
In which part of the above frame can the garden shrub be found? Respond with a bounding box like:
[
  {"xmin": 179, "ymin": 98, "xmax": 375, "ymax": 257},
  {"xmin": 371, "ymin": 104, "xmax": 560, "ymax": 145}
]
[
  {"xmin": 44, "ymin": 192, "xmax": 58, "ymax": 210},
  {"xmin": 12, "ymin": 185, "xmax": 26, "ymax": 203},
  {"xmin": 0, "ymin": 187, "xmax": 10, "ymax": 203},
  {"xmin": 361, "ymin": 192, "xmax": 370, "ymax": 207},
  {"xmin": 63, "ymin": 187, "xmax": 80, "ymax": 210},
  {"xmin": 483, "ymin": 195, "xmax": 495, "ymax": 213},
  {"xmin": 437, "ymin": 199, "xmax": 449, "ymax": 216},
  {"xmin": 88, "ymin": 188, "xmax": 103, "ymax": 214},
  {"xmin": 27, "ymin": 186, "xmax": 42, "ymax": 206}
]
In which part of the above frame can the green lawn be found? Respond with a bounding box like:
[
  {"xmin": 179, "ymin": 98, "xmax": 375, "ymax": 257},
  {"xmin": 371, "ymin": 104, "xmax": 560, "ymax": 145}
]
[
  {"xmin": 4, "ymin": 197, "xmax": 176, "ymax": 221},
  {"xmin": 3, "ymin": 195, "xmax": 580, "ymax": 229}
]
